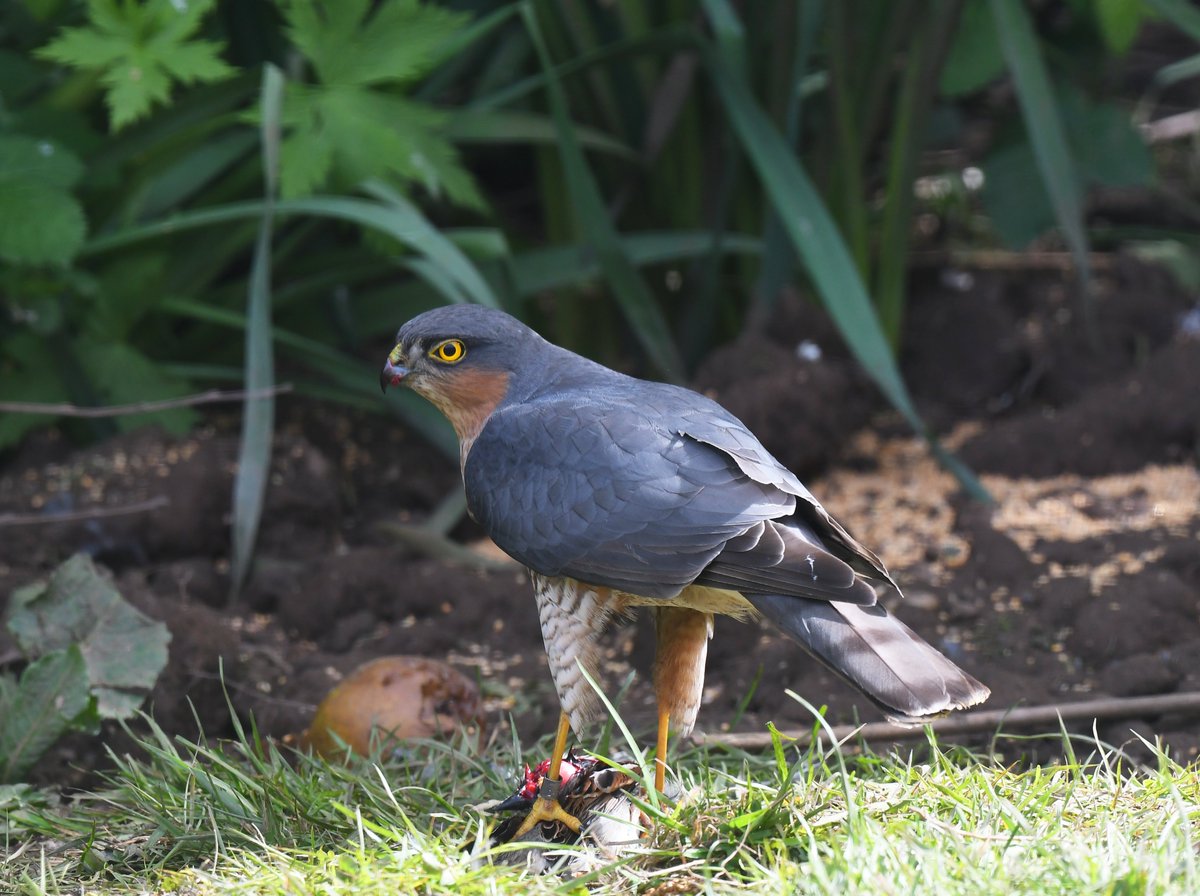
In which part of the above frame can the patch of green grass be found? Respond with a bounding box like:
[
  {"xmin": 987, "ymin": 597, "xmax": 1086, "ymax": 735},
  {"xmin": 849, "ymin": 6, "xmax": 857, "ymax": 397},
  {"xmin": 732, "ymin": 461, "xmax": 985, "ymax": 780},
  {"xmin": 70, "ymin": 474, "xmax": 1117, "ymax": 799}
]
[{"xmin": 2, "ymin": 712, "xmax": 1197, "ymax": 895}]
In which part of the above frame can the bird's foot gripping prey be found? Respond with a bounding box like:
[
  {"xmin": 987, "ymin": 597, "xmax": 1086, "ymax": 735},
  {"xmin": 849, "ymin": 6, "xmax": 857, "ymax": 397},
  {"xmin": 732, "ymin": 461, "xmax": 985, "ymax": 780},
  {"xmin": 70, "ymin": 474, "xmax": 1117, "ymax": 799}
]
[
  {"xmin": 485, "ymin": 746, "xmax": 647, "ymax": 868},
  {"xmin": 381, "ymin": 305, "xmax": 990, "ymax": 832}
]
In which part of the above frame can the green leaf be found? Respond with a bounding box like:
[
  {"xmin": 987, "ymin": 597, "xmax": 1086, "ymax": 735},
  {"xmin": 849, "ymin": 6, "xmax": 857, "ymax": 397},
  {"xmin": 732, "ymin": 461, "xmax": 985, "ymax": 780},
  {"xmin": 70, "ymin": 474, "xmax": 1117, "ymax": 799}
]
[
  {"xmin": 1144, "ymin": 0, "xmax": 1200, "ymax": 42},
  {"xmin": 982, "ymin": 87, "xmax": 1153, "ymax": 248},
  {"xmin": 281, "ymin": 0, "xmax": 469, "ymax": 88},
  {"xmin": 82, "ymin": 194, "xmax": 500, "ymax": 310},
  {"xmin": 361, "ymin": 181, "xmax": 499, "ymax": 308},
  {"xmin": 980, "ymin": 142, "xmax": 1053, "ymax": 248},
  {"xmin": 0, "ymin": 50, "xmax": 43, "ymax": 104},
  {"xmin": 511, "ymin": 232, "xmax": 762, "ymax": 295},
  {"xmin": 6, "ymin": 555, "xmax": 170, "ymax": 720},
  {"xmin": 272, "ymin": 0, "xmax": 481, "ymax": 206},
  {"xmin": 160, "ymin": 298, "xmax": 459, "ymax": 459},
  {"xmin": 38, "ymin": 0, "xmax": 233, "ymax": 130},
  {"xmin": 278, "ymin": 85, "xmax": 482, "ymax": 207},
  {"xmin": 1094, "ymin": 0, "xmax": 1145, "ymax": 54},
  {"xmin": 444, "ymin": 109, "xmax": 638, "ymax": 160},
  {"xmin": 1064, "ymin": 90, "xmax": 1153, "ymax": 187},
  {"xmin": 702, "ymin": 39, "xmax": 990, "ymax": 500},
  {"xmin": 74, "ymin": 341, "xmax": 198, "ymax": 434},
  {"xmin": 230, "ymin": 64, "xmax": 283, "ymax": 601},
  {"xmin": 90, "ymin": 253, "xmax": 170, "ymax": 340},
  {"xmin": 989, "ymin": 0, "xmax": 1094, "ymax": 342},
  {"xmin": 0, "ymin": 135, "xmax": 86, "ymax": 265},
  {"xmin": 0, "ymin": 332, "xmax": 70, "ymax": 449},
  {"xmin": 522, "ymin": 5, "xmax": 685, "ymax": 383},
  {"xmin": 0, "ymin": 675, "xmax": 14, "ymax": 720},
  {"xmin": 940, "ymin": 0, "xmax": 1006, "ymax": 96},
  {"xmin": 0, "ymin": 647, "xmax": 90, "ymax": 783}
]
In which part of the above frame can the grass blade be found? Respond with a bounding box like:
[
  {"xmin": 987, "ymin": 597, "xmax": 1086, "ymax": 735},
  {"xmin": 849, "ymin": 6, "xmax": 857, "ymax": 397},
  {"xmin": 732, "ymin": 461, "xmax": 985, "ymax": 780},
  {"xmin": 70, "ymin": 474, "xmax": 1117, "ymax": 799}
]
[
  {"xmin": 83, "ymin": 193, "xmax": 500, "ymax": 309},
  {"xmin": 875, "ymin": 4, "xmax": 963, "ymax": 349},
  {"xmin": 988, "ymin": 0, "xmax": 1095, "ymax": 346},
  {"xmin": 162, "ymin": 299, "xmax": 458, "ymax": 459},
  {"xmin": 1143, "ymin": 0, "xmax": 1200, "ymax": 42},
  {"xmin": 703, "ymin": 41, "xmax": 989, "ymax": 500},
  {"xmin": 229, "ymin": 65, "xmax": 283, "ymax": 603},
  {"xmin": 444, "ymin": 109, "xmax": 638, "ymax": 160},
  {"xmin": 521, "ymin": 2, "xmax": 685, "ymax": 382},
  {"xmin": 751, "ymin": 1, "xmax": 824, "ymax": 327}
]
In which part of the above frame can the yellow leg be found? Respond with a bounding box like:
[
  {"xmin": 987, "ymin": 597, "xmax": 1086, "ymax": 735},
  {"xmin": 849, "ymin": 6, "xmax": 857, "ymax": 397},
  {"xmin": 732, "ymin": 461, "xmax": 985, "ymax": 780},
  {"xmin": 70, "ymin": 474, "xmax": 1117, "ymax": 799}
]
[
  {"xmin": 655, "ymin": 707, "xmax": 670, "ymax": 793},
  {"xmin": 510, "ymin": 712, "xmax": 581, "ymax": 839},
  {"xmin": 546, "ymin": 710, "xmax": 572, "ymax": 783}
]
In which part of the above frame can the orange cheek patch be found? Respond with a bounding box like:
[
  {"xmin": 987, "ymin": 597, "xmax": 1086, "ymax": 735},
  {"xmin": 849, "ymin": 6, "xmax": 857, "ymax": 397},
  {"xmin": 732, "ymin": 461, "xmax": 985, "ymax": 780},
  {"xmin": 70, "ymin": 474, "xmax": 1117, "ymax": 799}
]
[{"xmin": 432, "ymin": 369, "xmax": 511, "ymax": 445}]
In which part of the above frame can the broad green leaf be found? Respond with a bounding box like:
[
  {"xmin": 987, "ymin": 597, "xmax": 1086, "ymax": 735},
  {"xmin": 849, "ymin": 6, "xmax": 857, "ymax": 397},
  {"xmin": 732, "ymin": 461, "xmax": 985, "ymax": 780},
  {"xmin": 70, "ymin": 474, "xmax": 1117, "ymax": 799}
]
[
  {"xmin": 0, "ymin": 647, "xmax": 90, "ymax": 783},
  {"xmin": 38, "ymin": 0, "xmax": 233, "ymax": 130},
  {"xmin": 982, "ymin": 87, "xmax": 1152, "ymax": 248},
  {"xmin": 272, "ymin": 0, "xmax": 481, "ymax": 206},
  {"xmin": 90, "ymin": 253, "xmax": 169, "ymax": 340},
  {"xmin": 230, "ymin": 64, "xmax": 283, "ymax": 601},
  {"xmin": 940, "ymin": 1, "xmax": 1005, "ymax": 96},
  {"xmin": 1064, "ymin": 90, "xmax": 1153, "ymax": 187},
  {"xmin": 0, "ymin": 183, "xmax": 87, "ymax": 266},
  {"xmin": 0, "ymin": 333, "xmax": 70, "ymax": 448},
  {"xmin": 280, "ymin": 0, "xmax": 468, "ymax": 88},
  {"xmin": 73, "ymin": 341, "xmax": 197, "ymax": 434},
  {"xmin": 6, "ymin": 555, "xmax": 168, "ymax": 720},
  {"xmin": 0, "ymin": 50, "xmax": 42, "ymax": 104},
  {"xmin": 980, "ymin": 142, "xmax": 1053, "ymax": 248},
  {"xmin": 1094, "ymin": 0, "xmax": 1144, "ymax": 54},
  {"xmin": 0, "ymin": 135, "xmax": 86, "ymax": 264},
  {"xmin": 278, "ymin": 85, "xmax": 481, "ymax": 207}
]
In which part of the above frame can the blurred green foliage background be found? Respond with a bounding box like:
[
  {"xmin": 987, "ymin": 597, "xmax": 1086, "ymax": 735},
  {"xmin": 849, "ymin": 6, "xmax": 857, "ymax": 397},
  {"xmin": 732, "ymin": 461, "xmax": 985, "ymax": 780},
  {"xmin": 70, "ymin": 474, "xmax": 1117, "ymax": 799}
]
[{"xmin": 2, "ymin": 0, "xmax": 1197, "ymax": 587}]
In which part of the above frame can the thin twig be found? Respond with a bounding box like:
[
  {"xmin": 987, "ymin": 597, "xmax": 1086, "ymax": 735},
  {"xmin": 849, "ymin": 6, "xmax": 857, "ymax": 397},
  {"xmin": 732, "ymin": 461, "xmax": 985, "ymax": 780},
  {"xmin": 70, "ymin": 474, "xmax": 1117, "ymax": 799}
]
[
  {"xmin": 691, "ymin": 692, "xmax": 1200, "ymax": 750},
  {"xmin": 0, "ymin": 496, "xmax": 169, "ymax": 528},
  {"xmin": 908, "ymin": 249, "xmax": 1115, "ymax": 272},
  {"xmin": 0, "ymin": 384, "xmax": 293, "ymax": 418}
]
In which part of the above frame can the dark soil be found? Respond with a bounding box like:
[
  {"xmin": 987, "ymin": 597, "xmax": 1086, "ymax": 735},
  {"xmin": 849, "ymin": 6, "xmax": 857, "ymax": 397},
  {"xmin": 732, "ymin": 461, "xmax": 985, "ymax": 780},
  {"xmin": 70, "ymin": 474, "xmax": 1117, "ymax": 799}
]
[{"xmin": 2, "ymin": 255, "xmax": 1199, "ymax": 788}]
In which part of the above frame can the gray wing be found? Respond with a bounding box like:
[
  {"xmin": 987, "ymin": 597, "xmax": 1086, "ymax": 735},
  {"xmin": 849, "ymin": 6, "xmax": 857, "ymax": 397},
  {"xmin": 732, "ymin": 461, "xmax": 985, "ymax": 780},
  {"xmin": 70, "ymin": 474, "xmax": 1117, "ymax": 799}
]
[
  {"xmin": 676, "ymin": 404, "xmax": 897, "ymax": 590},
  {"xmin": 464, "ymin": 384, "xmax": 878, "ymax": 603}
]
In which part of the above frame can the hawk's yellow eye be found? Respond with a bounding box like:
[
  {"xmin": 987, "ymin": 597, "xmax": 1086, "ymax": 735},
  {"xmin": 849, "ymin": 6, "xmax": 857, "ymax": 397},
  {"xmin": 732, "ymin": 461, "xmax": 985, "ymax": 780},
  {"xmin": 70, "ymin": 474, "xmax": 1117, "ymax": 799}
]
[{"xmin": 431, "ymin": 339, "xmax": 466, "ymax": 364}]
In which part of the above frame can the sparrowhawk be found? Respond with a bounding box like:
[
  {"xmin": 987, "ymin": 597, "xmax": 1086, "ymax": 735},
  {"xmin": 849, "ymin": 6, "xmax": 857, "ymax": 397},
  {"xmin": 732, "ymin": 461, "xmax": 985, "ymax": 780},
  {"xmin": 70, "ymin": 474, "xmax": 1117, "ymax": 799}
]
[{"xmin": 381, "ymin": 304, "xmax": 988, "ymax": 831}]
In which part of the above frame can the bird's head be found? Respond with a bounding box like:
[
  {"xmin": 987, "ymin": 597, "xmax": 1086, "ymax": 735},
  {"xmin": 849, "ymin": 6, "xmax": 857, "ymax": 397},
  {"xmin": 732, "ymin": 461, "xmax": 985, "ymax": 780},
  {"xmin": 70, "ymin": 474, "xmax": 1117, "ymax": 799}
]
[{"xmin": 380, "ymin": 305, "xmax": 541, "ymax": 444}]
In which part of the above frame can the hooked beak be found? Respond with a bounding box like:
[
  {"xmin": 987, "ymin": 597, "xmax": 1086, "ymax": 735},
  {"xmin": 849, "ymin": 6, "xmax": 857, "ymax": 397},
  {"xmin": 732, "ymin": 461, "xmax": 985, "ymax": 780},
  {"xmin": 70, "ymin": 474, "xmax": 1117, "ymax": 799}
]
[{"xmin": 380, "ymin": 345, "xmax": 408, "ymax": 393}]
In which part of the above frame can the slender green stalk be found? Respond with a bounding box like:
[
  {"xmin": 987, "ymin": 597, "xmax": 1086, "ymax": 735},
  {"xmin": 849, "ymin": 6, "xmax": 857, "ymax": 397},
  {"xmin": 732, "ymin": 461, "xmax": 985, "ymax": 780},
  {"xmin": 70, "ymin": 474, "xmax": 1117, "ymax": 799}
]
[{"xmin": 228, "ymin": 65, "xmax": 282, "ymax": 603}]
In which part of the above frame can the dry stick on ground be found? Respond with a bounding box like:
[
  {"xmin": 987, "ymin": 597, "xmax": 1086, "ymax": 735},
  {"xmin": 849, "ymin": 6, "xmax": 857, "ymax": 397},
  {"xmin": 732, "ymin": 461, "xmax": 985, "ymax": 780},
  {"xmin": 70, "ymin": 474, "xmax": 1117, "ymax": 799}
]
[
  {"xmin": 691, "ymin": 692, "xmax": 1200, "ymax": 749},
  {"xmin": 0, "ymin": 384, "xmax": 292, "ymax": 418},
  {"xmin": 0, "ymin": 496, "xmax": 170, "ymax": 528},
  {"xmin": 907, "ymin": 249, "xmax": 1116, "ymax": 272}
]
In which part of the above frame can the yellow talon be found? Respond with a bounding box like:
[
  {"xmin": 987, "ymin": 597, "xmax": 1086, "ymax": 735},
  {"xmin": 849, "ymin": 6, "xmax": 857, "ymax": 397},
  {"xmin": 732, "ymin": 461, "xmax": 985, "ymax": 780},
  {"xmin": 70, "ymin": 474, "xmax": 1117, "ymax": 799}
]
[{"xmin": 510, "ymin": 778, "xmax": 582, "ymax": 839}]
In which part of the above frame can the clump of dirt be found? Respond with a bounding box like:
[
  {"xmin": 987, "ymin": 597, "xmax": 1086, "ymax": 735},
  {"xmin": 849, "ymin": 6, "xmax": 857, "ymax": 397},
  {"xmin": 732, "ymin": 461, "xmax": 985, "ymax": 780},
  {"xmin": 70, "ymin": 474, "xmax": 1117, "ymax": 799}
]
[{"xmin": 1, "ymin": 256, "xmax": 1199, "ymax": 787}]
